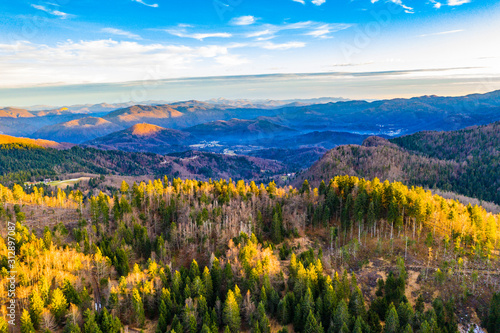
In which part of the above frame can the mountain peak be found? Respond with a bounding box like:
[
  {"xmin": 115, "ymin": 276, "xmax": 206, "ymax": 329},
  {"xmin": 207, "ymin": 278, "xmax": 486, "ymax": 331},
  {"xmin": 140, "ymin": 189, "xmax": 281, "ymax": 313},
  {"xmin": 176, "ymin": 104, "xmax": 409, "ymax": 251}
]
[{"xmin": 130, "ymin": 123, "xmax": 165, "ymax": 136}]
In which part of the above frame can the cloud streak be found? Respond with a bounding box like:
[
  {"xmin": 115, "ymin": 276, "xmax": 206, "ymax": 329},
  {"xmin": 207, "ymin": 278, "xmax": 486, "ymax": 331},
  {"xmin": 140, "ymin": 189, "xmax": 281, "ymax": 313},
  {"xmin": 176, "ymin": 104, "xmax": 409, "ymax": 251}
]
[
  {"xmin": 101, "ymin": 28, "xmax": 142, "ymax": 40},
  {"xmin": 291, "ymin": 0, "xmax": 327, "ymax": 5},
  {"xmin": 230, "ymin": 16, "xmax": 256, "ymax": 26},
  {"xmin": 131, "ymin": 0, "xmax": 159, "ymax": 8},
  {"xmin": 418, "ymin": 29, "xmax": 464, "ymax": 37},
  {"xmin": 31, "ymin": 4, "xmax": 74, "ymax": 19},
  {"xmin": 165, "ymin": 25, "xmax": 232, "ymax": 40}
]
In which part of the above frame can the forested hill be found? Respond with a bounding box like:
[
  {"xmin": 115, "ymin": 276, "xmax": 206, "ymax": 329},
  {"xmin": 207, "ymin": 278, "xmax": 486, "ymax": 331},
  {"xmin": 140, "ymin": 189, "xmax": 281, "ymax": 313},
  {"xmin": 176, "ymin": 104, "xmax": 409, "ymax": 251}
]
[
  {"xmin": 1, "ymin": 175, "xmax": 499, "ymax": 332},
  {"xmin": 390, "ymin": 121, "xmax": 500, "ymax": 203},
  {"xmin": 294, "ymin": 121, "xmax": 500, "ymax": 205},
  {"xmin": 390, "ymin": 121, "xmax": 500, "ymax": 162},
  {"xmin": 293, "ymin": 137, "xmax": 462, "ymax": 195},
  {"xmin": 0, "ymin": 143, "xmax": 284, "ymax": 184}
]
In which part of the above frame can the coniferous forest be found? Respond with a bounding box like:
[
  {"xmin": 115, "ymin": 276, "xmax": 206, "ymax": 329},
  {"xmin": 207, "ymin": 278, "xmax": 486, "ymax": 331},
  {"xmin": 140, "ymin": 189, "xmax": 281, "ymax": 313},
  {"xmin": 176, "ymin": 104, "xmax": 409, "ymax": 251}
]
[{"xmin": 0, "ymin": 175, "xmax": 499, "ymax": 332}]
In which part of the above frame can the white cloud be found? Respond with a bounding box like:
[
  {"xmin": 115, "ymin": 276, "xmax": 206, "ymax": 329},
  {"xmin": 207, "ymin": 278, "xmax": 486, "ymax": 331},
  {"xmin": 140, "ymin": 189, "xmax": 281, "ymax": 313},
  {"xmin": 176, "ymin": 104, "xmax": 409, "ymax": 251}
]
[
  {"xmin": 230, "ymin": 16, "xmax": 256, "ymax": 26},
  {"xmin": 305, "ymin": 23, "xmax": 352, "ymax": 38},
  {"xmin": 261, "ymin": 41, "xmax": 306, "ymax": 50},
  {"xmin": 101, "ymin": 28, "xmax": 141, "ymax": 40},
  {"xmin": 447, "ymin": 0, "xmax": 470, "ymax": 5},
  {"xmin": 390, "ymin": 0, "xmax": 414, "ymax": 13},
  {"xmin": 291, "ymin": 0, "xmax": 326, "ymax": 5},
  {"xmin": 0, "ymin": 40, "xmax": 247, "ymax": 87},
  {"xmin": 246, "ymin": 30, "xmax": 273, "ymax": 38},
  {"xmin": 430, "ymin": 0, "xmax": 470, "ymax": 8},
  {"xmin": 131, "ymin": 0, "xmax": 158, "ymax": 7},
  {"xmin": 166, "ymin": 26, "xmax": 232, "ymax": 41},
  {"xmin": 418, "ymin": 29, "xmax": 464, "ymax": 37},
  {"xmin": 31, "ymin": 4, "xmax": 74, "ymax": 19},
  {"xmin": 215, "ymin": 54, "xmax": 249, "ymax": 66},
  {"xmin": 370, "ymin": 0, "xmax": 413, "ymax": 13}
]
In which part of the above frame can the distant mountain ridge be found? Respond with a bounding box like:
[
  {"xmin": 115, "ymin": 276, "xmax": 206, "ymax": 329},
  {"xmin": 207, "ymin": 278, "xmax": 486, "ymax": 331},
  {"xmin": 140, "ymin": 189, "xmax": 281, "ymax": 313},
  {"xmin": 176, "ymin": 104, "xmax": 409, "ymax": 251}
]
[
  {"xmin": 184, "ymin": 118, "xmax": 297, "ymax": 142},
  {"xmin": 32, "ymin": 117, "xmax": 124, "ymax": 144}
]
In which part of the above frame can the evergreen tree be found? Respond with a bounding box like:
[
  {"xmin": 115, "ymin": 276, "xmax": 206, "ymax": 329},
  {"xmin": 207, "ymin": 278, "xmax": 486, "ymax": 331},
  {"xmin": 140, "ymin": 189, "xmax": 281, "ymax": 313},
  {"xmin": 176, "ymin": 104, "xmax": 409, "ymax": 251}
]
[
  {"xmin": 487, "ymin": 293, "xmax": 500, "ymax": 333},
  {"xmin": 132, "ymin": 288, "xmax": 146, "ymax": 327},
  {"xmin": 403, "ymin": 323, "xmax": 413, "ymax": 333},
  {"xmin": 83, "ymin": 309, "xmax": 102, "ymax": 333},
  {"xmin": 223, "ymin": 290, "xmax": 241, "ymax": 333},
  {"xmin": 333, "ymin": 299, "xmax": 349, "ymax": 332},
  {"xmin": 50, "ymin": 288, "xmax": 68, "ymax": 324},
  {"xmin": 21, "ymin": 310, "xmax": 35, "ymax": 333},
  {"xmin": 384, "ymin": 303, "xmax": 400, "ymax": 333},
  {"xmin": 0, "ymin": 316, "xmax": 7, "ymax": 333},
  {"xmin": 157, "ymin": 300, "xmax": 169, "ymax": 333},
  {"xmin": 29, "ymin": 289, "xmax": 44, "ymax": 329},
  {"xmin": 304, "ymin": 310, "xmax": 323, "ymax": 333}
]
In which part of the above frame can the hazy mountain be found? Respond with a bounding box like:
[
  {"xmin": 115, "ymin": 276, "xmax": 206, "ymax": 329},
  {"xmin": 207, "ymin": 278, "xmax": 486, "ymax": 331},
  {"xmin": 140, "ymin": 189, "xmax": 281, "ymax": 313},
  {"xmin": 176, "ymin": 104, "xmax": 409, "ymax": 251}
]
[
  {"xmin": 185, "ymin": 118, "xmax": 297, "ymax": 142},
  {"xmin": 32, "ymin": 117, "xmax": 124, "ymax": 144},
  {"xmin": 103, "ymin": 105, "xmax": 184, "ymax": 127},
  {"xmin": 0, "ymin": 107, "xmax": 35, "ymax": 118},
  {"xmin": 84, "ymin": 123, "xmax": 195, "ymax": 154},
  {"xmin": 205, "ymin": 97, "xmax": 350, "ymax": 108},
  {"xmin": 277, "ymin": 90, "xmax": 500, "ymax": 135}
]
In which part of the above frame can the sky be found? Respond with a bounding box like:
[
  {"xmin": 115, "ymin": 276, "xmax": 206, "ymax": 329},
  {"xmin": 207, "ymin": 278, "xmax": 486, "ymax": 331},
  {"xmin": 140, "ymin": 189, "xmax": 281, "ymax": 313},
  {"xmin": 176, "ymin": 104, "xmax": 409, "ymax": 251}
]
[{"xmin": 1, "ymin": 0, "xmax": 500, "ymax": 107}]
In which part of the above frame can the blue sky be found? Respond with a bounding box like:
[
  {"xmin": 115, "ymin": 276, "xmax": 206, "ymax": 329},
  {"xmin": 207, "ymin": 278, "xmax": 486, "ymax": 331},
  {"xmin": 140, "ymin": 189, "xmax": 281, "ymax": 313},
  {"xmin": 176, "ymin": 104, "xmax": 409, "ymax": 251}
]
[{"xmin": 1, "ymin": 0, "xmax": 500, "ymax": 106}]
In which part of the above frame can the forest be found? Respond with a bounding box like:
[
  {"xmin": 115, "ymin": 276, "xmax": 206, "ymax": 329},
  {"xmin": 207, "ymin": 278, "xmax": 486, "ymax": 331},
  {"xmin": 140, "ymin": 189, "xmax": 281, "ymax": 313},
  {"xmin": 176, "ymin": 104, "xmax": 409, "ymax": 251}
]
[{"xmin": 0, "ymin": 175, "xmax": 499, "ymax": 332}]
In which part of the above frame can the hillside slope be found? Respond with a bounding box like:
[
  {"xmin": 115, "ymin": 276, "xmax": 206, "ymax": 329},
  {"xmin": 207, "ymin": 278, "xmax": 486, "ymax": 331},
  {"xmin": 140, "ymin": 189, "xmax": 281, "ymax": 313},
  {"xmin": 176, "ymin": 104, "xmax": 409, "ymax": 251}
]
[
  {"xmin": 296, "ymin": 121, "xmax": 500, "ymax": 204},
  {"xmin": 0, "ymin": 144, "xmax": 284, "ymax": 184},
  {"xmin": 294, "ymin": 137, "xmax": 462, "ymax": 190},
  {"xmin": 0, "ymin": 134, "xmax": 73, "ymax": 149},
  {"xmin": 84, "ymin": 123, "xmax": 196, "ymax": 154}
]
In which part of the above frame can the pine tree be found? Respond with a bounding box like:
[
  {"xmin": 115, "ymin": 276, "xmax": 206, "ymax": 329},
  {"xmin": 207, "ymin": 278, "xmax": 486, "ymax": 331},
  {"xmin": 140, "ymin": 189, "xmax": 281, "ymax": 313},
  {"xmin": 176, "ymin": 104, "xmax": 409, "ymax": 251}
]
[
  {"xmin": 304, "ymin": 310, "xmax": 323, "ymax": 333},
  {"xmin": 223, "ymin": 290, "xmax": 241, "ymax": 333},
  {"xmin": 50, "ymin": 288, "xmax": 68, "ymax": 323},
  {"xmin": 488, "ymin": 293, "xmax": 500, "ymax": 333},
  {"xmin": 202, "ymin": 266, "xmax": 214, "ymax": 305},
  {"xmin": 403, "ymin": 323, "xmax": 413, "ymax": 333},
  {"xmin": 353, "ymin": 316, "xmax": 363, "ymax": 333},
  {"xmin": 348, "ymin": 286, "xmax": 366, "ymax": 319},
  {"xmin": 333, "ymin": 300, "xmax": 349, "ymax": 332},
  {"xmin": 156, "ymin": 300, "xmax": 169, "ymax": 333},
  {"xmin": 29, "ymin": 289, "xmax": 44, "ymax": 329},
  {"xmin": 0, "ymin": 315, "xmax": 7, "ymax": 333},
  {"xmin": 271, "ymin": 211, "xmax": 283, "ymax": 243},
  {"xmin": 384, "ymin": 303, "xmax": 400, "ymax": 333},
  {"xmin": 63, "ymin": 322, "xmax": 82, "ymax": 333},
  {"xmin": 83, "ymin": 309, "xmax": 102, "ymax": 333},
  {"xmin": 132, "ymin": 288, "xmax": 146, "ymax": 327},
  {"xmin": 21, "ymin": 309, "xmax": 35, "ymax": 333}
]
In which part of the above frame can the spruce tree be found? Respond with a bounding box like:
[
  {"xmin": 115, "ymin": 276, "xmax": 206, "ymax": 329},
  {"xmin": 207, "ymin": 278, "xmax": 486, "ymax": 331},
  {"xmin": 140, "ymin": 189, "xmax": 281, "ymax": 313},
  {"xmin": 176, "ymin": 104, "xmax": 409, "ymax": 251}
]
[
  {"xmin": 21, "ymin": 310, "xmax": 35, "ymax": 333},
  {"xmin": 384, "ymin": 303, "xmax": 400, "ymax": 333},
  {"xmin": 223, "ymin": 290, "xmax": 241, "ymax": 333},
  {"xmin": 50, "ymin": 288, "xmax": 68, "ymax": 324}
]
